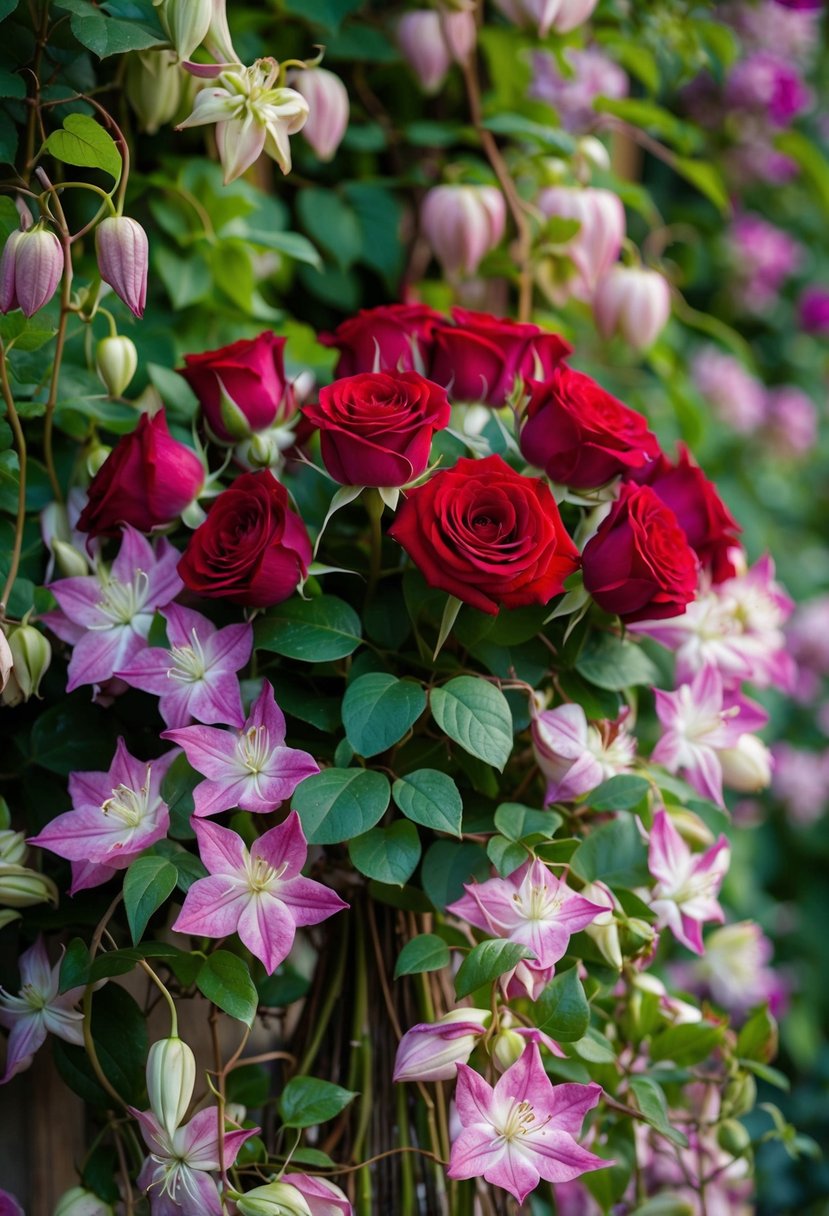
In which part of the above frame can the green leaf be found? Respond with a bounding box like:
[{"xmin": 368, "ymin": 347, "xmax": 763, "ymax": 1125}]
[
  {"xmin": 0, "ymin": 2, "xmax": 20, "ymax": 21},
  {"xmin": 297, "ymin": 188, "xmax": 362, "ymax": 270},
  {"xmin": 281, "ymin": 0, "xmax": 362, "ymax": 32},
  {"xmin": 650, "ymin": 1022, "xmax": 725, "ymax": 1067},
  {"xmin": 0, "ymin": 71, "xmax": 25, "ymax": 101},
  {"xmin": 342, "ymin": 674, "xmax": 426, "ymax": 757},
  {"xmin": 196, "ymin": 951, "xmax": 259, "ymax": 1027},
  {"xmin": 486, "ymin": 834, "xmax": 526, "ymax": 877},
  {"xmin": 673, "ymin": 157, "xmax": 730, "ymax": 215},
  {"xmin": 421, "ymin": 840, "xmax": 490, "ymax": 910},
  {"xmin": 629, "ymin": 1196, "xmax": 695, "ymax": 1216},
  {"xmin": 44, "ymin": 113, "xmax": 122, "ymax": 181},
  {"xmin": 279, "ymin": 1076, "xmax": 356, "ymax": 1129},
  {"xmin": 394, "ymin": 933, "xmax": 451, "ymax": 979},
  {"xmin": 494, "ymin": 803, "xmax": 562, "ymax": 842},
  {"xmin": 629, "ymin": 1076, "xmax": 689, "ymax": 1148},
  {"xmin": 588, "ymin": 775, "xmax": 651, "ymax": 812},
  {"xmin": 161, "ymin": 752, "xmax": 200, "ymax": 840},
  {"xmin": 775, "ymin": 130, "xmax": 829, "ymax": 216},
  {"xmin": 736, "ymin": 1006, "xmax": 778, "ymax": 1063},
  {"xmin": 58, "ymin": 938, "xmax": 91, "ymax": 994},
  {"xmin": 293, "ymin": 768, "xmax": 390, "ymax": 844},
  {"xmin": 455, "ymin": 939, "xmax": 535, "ymax": 1000},
  {"xmin": 430, "ymin": 676, "xmax": 513, "ymax": 771},
  {"xmin": 575, "ymin": 633, "xmax": 659, "ymax": 691},
  {"xmin": 255, "ymin": 594, "xmax": 362, "ymax": 661},
  {"xmin": 30, "ymin": 698, "xmax": 118, "ymax": 775},
  {"xmin": 123, "ymin": 857, "xmax": 177, "ymax": 944},
  {"xmin": 535, "ymin": 967, "xmax": 590, "ymax": 1042},
  {"xmin": 570, "ymin": 816, "xmax": 649, "ymax": 888},
  {"xmin": 54, "ymin": 984, "xmax": 147, "ymax": 1106},
  {"xmin": 349, "ymin": 820, "xmax": 421, "ymax": 886},
  {"xmin": 392, "ymin": 769, "xmax": 463, "ymax": 837},
  {"xmin": 594, "ymin": 98, "xmax": 701, "ymax": 153},
  {"xmin": 244, "ymin": 227, "xmax": 322, "ymax": 269},
  {"xmin": 53, "ymin": 0, "xmax": 166, "ymax": 56}
]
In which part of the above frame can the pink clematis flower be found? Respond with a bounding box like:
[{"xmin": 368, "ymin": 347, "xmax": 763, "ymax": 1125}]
[
  {"xmin": 647, "ymin": 809, "xmax": 730, "ymax": 955},
  {"xmin": 172, "ymin": 813, "xmax": 348, "ymax": 973},
  {"xmin": 131, "ymin": 1106, "xmax": 255, "ymax": 1216},
  {"xmin": 161, "ymin": 680, "xmax": 318, "ymax": 817},
  {"xmin": 280, "ymin": 1174, "xmax": 353, "ymax": 1215},
  {"xmin": 0, "ymin": 936, "xmax": 85, "ymax": 1084},
  {"xmin": 447, "ymin": 1042, "xmax": 607, "ymax": 1203},
  {"xmin": 531, "ymin": 703, "xmax": 636, "ymax": 804},
  {"xmin": 651, "ymin": 664, "xmax": 768, "ymax": 807},
  {"xmin": 116, "ymin": 603, "xmax": 252, "ymax": 729},
  {"xmin": 393, "ymin": 1009, "xmax": 492, "ymax": 1083},
  {"xmin": 28, "ymin": 739, "xmax": 174, "ymax": 895},
  {"xmin": 47, "ymin": 526, "xmax": 182, "ymax": 692}
]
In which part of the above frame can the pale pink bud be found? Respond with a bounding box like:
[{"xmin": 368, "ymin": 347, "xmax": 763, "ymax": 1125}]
[
  {"xmin": 440, "ymin": 9, "xmax": 477, "ymax": 63},
  {"xmin": 719, "ymin": 734, "xmax": 773, "ymax": 793},
  {"xmin": 0, "ymin": 228, "xmax": 63, "ymax": 317},
  {"xmin": 0, "ymin": 630, "xmax": 12, "ymax": 693},
  {"xmin": 537, "ymin": 185, "xmax": 625, "ymax": 303},
  {"xmin": 95, "ymin": 216, "xmax": 149, "ymax": 318},
  {"xmin": 553, "ymin": 0, "xmax": 600, "ymax": 33},
  {"xmin": 53, "ymin": 1186, "xmax": 114, "ymax": 1216},
  {"xmin": 493, "ymin": 0, "xmax": 598, "ymax": 36},
  {"xmin": 289, "ymin": 68, "xmax": 350, "ymax": 162},
  {"xmin": 397, "ymin": 11, "xmax": 454, "ymax": 95},
  {"xmin": 393, "ymin": 1008, "xmax": 490, "ymax": 1082},
  {"xmin": 421, "ymin": 185, "xmax": 506, "ymax": 277},
  {"xmin": 0, "ymin": 230, "xmax": 24, "ymax": 313},
  {"xmin": 593, "ymin": 265, "xmax": 672, "ymax": 350}
]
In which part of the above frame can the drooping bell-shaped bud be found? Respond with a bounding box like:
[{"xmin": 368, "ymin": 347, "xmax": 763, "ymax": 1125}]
[
  {"xmin": 235, "ymin": 1184, "xmax": 313, "ymax": 1216},
  {"xmin": 288, "ymin": 67, "xmax": 350, "ymax": 162},
  {"xmin": 0, "ymin": 629, "xmax": 12, "ymax": 693},
  {"xmin": 719, "ymin": 734, "xmax": 773, "ymax": 793},
  {"xmin": 0, "ymin": 227, "xmax": 63, "ymax": 317},
  {"xmin": 125, "ymin": 50, "xmax": 184, "ymax": 134},
  {"xmin": 536, "ymin": 185, "xmax": 625, "ymax": 304},
  {"xmin": 0, "ymin": 830, "xmax": 28, "ymax": 866},
  {"xmin": 593, "ymin": 265, "xmax": 672, "ymax": 350},
  {"xmin": 0, "ymin": 230, "xmax": 24, "ymax": 314},
  {"xmin": 493, "ymin": 0, "xmax": 598, "ymax": 36},
  {"xmin": 396, "ymin": 10, "xmax": 475, "ymax": 94},
  {"xmin": 96, "ymin": 335, "xmax": 138, "ymax": 398},
  {"xmin": 0, "ymin": 865, "xmax": 58, "ymax": 907},
  {"xmin": 53, "ymin": 1186, "xmax": 114, "ymax": 1216},
  {"xmin": 421, "ymin": 185, "xmax": 506, "ymax": 277},
  {"xmin": 5, "ymin": 623, "xmax": 51, "ymax": 701},
  {"xmin": 146, "ymin": 1035, "xmax": 197, "ymax": 1137},
  {"xmin": 156, "ymin": 0, "xmax": 212, "ymax": 61},
  {"xmin": 95, "ymin": 217, "xmax": 149, "ymax": 318},
  {"xmin": 393, "ymin": 1008, "xmax": 490, "ymax": 1083}
]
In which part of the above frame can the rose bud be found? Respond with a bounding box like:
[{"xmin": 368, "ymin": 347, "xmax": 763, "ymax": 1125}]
[
  {"xmin": 146, "ymin": 1035, "xmax": 196, "ymax": 1137},
  {"xmin": 177, "ymin": 469, "xmax": 311, "ymax": 607},
  {"xmin": 389, "ymin": 453, "xmax": 580, "ymax": 615},
  {"xmin": 95, "ymin": 216, "xmax": 149, "ymax": 318},
  {"xmin": 719, "ymin": 734, "xmax": 773, "ymax": 793},
  {"xmin": 320, "ymin": 302, "xmax": 443, "ymax": 378},
  {"xmin": 53, "ymin": 1187, "xmax": 114, "ymax": 1216},
  {"xmin": 582, "ymin": 483, "xmax": 699, "ymax": 623},
  {"xmin": 428, "ymin": 309, "xmax": 571, "ymax": 407},
  {"xmin": 396, "ymin": 9, "xmax": 475, "ymax": 94},
  {"xmin": 0, "ymin": 227, "xmax": 63, "ymax": 317},
  {"xmin": 179, "ymin": 332, "xmax": 294, "ymax": 443},
  {"xmin": 594, "ymin": 265, "xmax": 672, "ymax": 350},
  {"xmin": 96, "ymin": 335, "xmax": 138, "ymax": 398},
  {"xmin": 520, "ymin": 365, "xmax": 660, "ymax": 489},
  {"xmin": 5, "ymin": 624, "xmax": 51, "ymax": 700},
  {"xmin": 156, "ymin": 0, "xmax": 212, "ymax": 60},
  {"xmin": 77, "ymin": 410, "xmax": 205, "ymax": 537},
  {"xmin": 303, "ymin": 371, "xmax": 450, "ymax": 487},
  {"xmin": 125, "ymin": 50, "xmax": 184, "ymax": 134},
  {"xmin": 0, "ymin": 865, "xmax": 58, "ymax": 907},
  {"xmin": 393, "ymin": 1009, "xmax": 490, "ymax": 1083},
  {"xmin": 537, "ymin": 185, "xmax": 625, "ymax": 303},
  {"xmin": 421, "ymin": 185, "xmax": 506, "ymax": 278},
  {"xmin": 289, "ymin": 67, "xmax": 349, "ymax": 162}
]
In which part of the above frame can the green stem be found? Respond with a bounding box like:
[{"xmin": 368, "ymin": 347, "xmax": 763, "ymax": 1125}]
[
  {"xmin": 363, "ymin": 488, "xmax": 384, "ymax": 606},
  {"xmin": 137, "ymin": 959, "xmax": 178, "ymax": 1036},
  {"xmin": 0, "ymin": 342, "xmax": 26, "ymax": 614},
  {"xmin": 296, "ymin": 920, "xmax": 348, "ymax": 1076},
  {"xmin": 36, "ymin": 169, "xmax": 73, "ymax": 503}
]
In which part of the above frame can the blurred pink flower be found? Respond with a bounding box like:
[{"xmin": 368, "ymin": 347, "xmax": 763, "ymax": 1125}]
[
  {"xmin": 727, "ymin": 213, "xmax": 801, "ymax": 311},
  {"xmin": 763, "ymin": 385, "xmax": 818, "ymax": 456},
  {"xmin": 0, "ymin": 937, "xmax": 84, "ymax": 1084},
  {"xmin": 691, "ymin": 347, "xmax": 766, "ymax": 434},
  {"xmin": 530, "ymin": 46, "xmax": 627, "ymax": 132},
  {"xmin": 647, "ymin": 809, "xmax": 729, "ymax": 954},
  {"xmin": 798, "ymin": 286, "xmax": 829, "ymax": 334},
  {"xmin": 726, "ymin": 51, "xmax": 812, "ymax": 125},
  {"xmin": 771, "ymin": 744, "xmax": 829, "ymax": 825}
]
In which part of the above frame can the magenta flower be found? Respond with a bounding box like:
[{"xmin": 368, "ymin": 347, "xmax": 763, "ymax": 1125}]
[
  {"xmin": 161, "ymin": 680, "xmax": 318, "ymax": 817},
  {"xmin": 116, "ymin": 603, "xmax": 252, "ymax": 729},
  {"xmin": 28, "ymin": 739, "xmax": 174, "ymax": 895},
  {"xmin": 531, "ymin": 703, "xmax": 636, "ymax": 804},
  {"xmin": 131, "ymin": 1106, "xmax": 255, "ymax": 1216},
  {"xmin": 447, "ymin": 1042, "xmax": 607, "ymax": 1203},
  {"xmin": 647, "ymin": 809, "xmax": 730, "ymax": 955},
  {"xmin": 0, "ymin": 936, "xmax": 85, "ymax": 1084},
  {"xmin": 47, "ymin": 526, "xmax": 182, "ymax": 692},
  {"xmin": 172, "ymin": 813, "xmax": 348, "ymax": 973}
]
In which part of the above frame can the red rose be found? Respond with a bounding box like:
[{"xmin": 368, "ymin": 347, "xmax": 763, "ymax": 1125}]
[
  {"xmin": 388, "ymin": 454, "xmax": 580, "ymax": 615},
  {"xmin": 319, "ymin": 303, "xmax": 443, "ymax": 378},
  {"xmin": 178, "ymin": 470, "xmax": 311, "ymax": 607},
  {"xmin": 624, "ymin": 446, "xmax": 741, "ymax": 583},
  {"xmin": 428, "ymin": 309, "xmax": 571, "ymax": 407},
  {"xmin": 582, "ymin": 483, "xmax": 699, "ymax": 623},
  {"xmin": 303, "ymin": 371, "xmax": 450, "ymax": 487},
  {"xmin": 179, "ymin": 332, "xmax": 294, "ymax": 443},
  {"xmin": 78, "ymin": 411, "xmax": 204, "ymax": 538},
  {"xmin": 519, "ymin": 365, "xmax": 661, "ymax": 488}
]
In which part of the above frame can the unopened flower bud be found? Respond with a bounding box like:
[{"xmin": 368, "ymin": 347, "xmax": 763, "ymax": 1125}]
[
  {"xmin": 0, "ymin": 830, "xmax": 27, "ymax": 866},
  {"xmin": 6, "ymin": 624, "xmax": 51, "ymax": 700},
  {"xmin": 669, "ymin": 808, "xmax": 716, "ymax": 849},
  {"xmin": 581, "ymin": 880, "xmax": 622, "ymax": 969},
  {"xmin": 493, "ymin": 0, "xmax": 598, "ymax": 36},
  {"xmin": 146, "ymin": 1035, "xmax": 197, "ymax": 1137},
  {"xmin": 537, "ymin": 185, "xmax": 625, "ymax": 305},
  {"xmin": 86, "ymin": 441, "xmax": 112, "ymax": 477},
  {"xmin": 96, "ymin": 336, "xmax": 138, "ymax": 398},
  {"xmin": 125, "ymin": 50, "xmax": 184, "ymax": 134},
  {"xmin": 235, "ymin": 1183, "xmax": 313, "ymax": 1216},
  {"xmin": 717, "ymin": 1118, "xmax": 753, "ymax": 1159},
  {"xmin": 0, "ymin": 227, "xmax": 63, "ymax": 317},
  {"xmin": 723, "ymin": 1073, "xmax": 757, "ymax": 1119},
  {"xmin": 156, "ymin": 0, "xmax": 212, "ymax": 61},
  {"xmin": 0, "ymin": 864, "xmax": 58, "ymax": 907},
  {"xmin": 421, "ymin": 185, "xmax": 506, "ymax": 278},
  {"xmin": 51, "ymin": 539, "xmax": 90, "ymax": 579},
  {"xmin": 0, "ymin": 630, "xmax": 12, "ymax": 693},
  {"xmin": 393, "ymin": 1008, "xmax": 490, "ymax": 1083},
  {"xmin": 594, "ymin": 265, "xmax": 672, "ymax": 350},
  {"xmin": 289, "ymin": 67, "xmax": 349, "ymax": 162},
  {"xmin": 719, "ymin": 735, "xmax": 773, "ymax": 793},
  {"xmin": 397, "ymin": 10, "xmax": 475, "ymax": 94},
  {"xmin": 0, "ymin": 909, "xmax": 20, "ymax": 930},
  {"xmin": 53, "ymin": 1186, "xmax": 114, "ymax": 1216},
  {"xmin": 96, "ymin": 217, "xmax": 149, "ymax": 318},
  {"xmin": 577, "ymin": 135, "xmax": 611, "ymax": 172}
]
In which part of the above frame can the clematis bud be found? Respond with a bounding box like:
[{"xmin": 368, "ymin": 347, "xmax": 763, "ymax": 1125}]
[
  {"xmin": 96, "ymin": 335, "xmax": 138, "ymax": 398},
  {"xmin": 146, "ymin": 1035, "xmax": 197, "ymax": 1137},
  {"xmin": 580, "ymin": 880, "xmax": 623, "ymax": 969},
  {"xmin": 0, "ymin": 630, "xmax": 12, "ymax": 693},
  {"xmin": 53, "ymin": 1186, "xmax": 114, "ymax": 1216},
  {"xmin": 0, "ymin": 227, "xmax": 63, "ymax": 317},
  {"xmin": 594, "ymin": 265, "xmax": 672, "ymax": 350},
  {"xmin": 95, "ymin": 217, "xmax": 149, "ymax": 318},
  {"xmin": 719, "ymin": 734, "xmax": 773, "ymax": 793},
  {"xmin": 536, "ymin": 185, "xmax": 625, "ymax": 304},
  {"xmin": 493, "ymin": 0, "xmax": 598, "ymax": 35},
  {"xmin": 235, "ymin": 1184, "xmax": 313, "ymax": 1216},
  {"xmin": 289, "ymin": 67, "xmax": 349, "ymax": 162},
  {"xmin": 397, "ymin": 10, "xmax": 476, "ymax": 95},
  {"xmin": 421, "ymin": 185, "xmax": 506, "ymax": 278},
  {"xmin": 393, "ymin": 1008, "xmax": 490, "ymax": 1082},
  {"xmin": 156, "ymin": 0, "xmax": 212, "ymax": 61},
  {"xmin": 125, "ymin": 50, "xmax": 184, "ymax": 134},
  {"xmin": 85, "ymin": 441, "xmax": 112, "ymax": 478},
  {"xmin": 5, "ymin": 623, "xmax": 51, "ymax": 700},
  {"xmin": 0, "ymin": 865, "xmax": 58, "ymax": 907},
  {"xmin": 0, "ymin": 830, "xmax": 27, "ymax": 866}
]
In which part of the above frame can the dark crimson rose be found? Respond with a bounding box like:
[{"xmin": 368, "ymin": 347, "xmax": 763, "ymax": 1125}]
[
  {"xmin": 303, "ymin": 371, "xmax": 450, "ymax": 487},
  {"xmin": 428, "ymin": 309, "xmax": 572, "ymax": 407},
  {"xmin": 179, "ymin": 332, "xmax": 294, "ymax": 443},
  {"xmin": 626, "ymin": 445, "xmax": 740, "ymax": 582},
  {"xmin": 319, "ymin": 303, "xmax": 443, "ymax": 378},
  {"xmin": 178, "ymin": 470, "xmax": 311, "ymax": 607},
  {"xmin": 388, "ymin": 454, "xmax": 580, "ymax": 615},
  {"xmin": 582, "ymin": 483, "xmax": 699, "ymax": 623},
  {"xmin": 78, "ymin": 411, "xmax": 204, "ymax": 538},
  {"xmin": 519, "ymin": 365, "xmax": 661, "ymax": 489}
]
